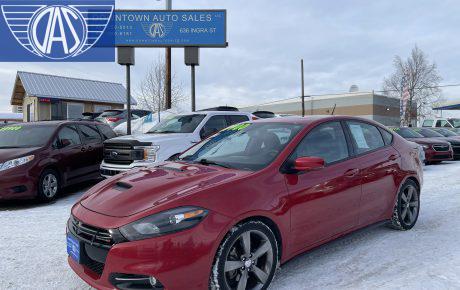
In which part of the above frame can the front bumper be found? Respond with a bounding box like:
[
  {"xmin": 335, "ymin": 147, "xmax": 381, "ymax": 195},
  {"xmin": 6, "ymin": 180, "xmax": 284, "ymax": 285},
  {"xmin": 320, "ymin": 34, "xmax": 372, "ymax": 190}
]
[
  {"xmin": 0, "ymin": 167, "xmax": 37, "ymax": 200},
  {"xmin": 424, "ymin": 148, "xmax": 454, "ymax": 162},
  {"xmin": 68, "ymin": 204, "xmax": 232, "ymax": 290}
]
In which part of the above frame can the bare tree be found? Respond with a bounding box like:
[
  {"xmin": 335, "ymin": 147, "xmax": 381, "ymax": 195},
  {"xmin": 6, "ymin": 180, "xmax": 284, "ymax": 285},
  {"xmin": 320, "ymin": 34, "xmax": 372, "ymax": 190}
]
[
  {"xmin": 136, "ymin": 55, "xmax": 186, "ymax": 112},
  {"xmin": 383, "ymin": 46, "xmax": 443, "ymax": 125}
]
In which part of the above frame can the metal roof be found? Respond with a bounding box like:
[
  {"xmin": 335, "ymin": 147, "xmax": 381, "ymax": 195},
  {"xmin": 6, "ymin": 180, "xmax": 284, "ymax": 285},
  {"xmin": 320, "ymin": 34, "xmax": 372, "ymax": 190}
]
[
  {"xmin": 432, "ymin": 101, "xmax": 460, "ymax": 110},
  {"xmin": 16, "ymin": 71, "xmax": 136, "ymax": 105}
]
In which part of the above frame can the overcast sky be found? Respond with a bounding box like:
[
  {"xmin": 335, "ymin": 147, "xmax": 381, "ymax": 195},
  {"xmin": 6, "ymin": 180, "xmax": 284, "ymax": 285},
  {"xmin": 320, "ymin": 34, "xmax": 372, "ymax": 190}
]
[{"xmin": 1, "ymin": 0, "xmax": 460, "ymax": 113}]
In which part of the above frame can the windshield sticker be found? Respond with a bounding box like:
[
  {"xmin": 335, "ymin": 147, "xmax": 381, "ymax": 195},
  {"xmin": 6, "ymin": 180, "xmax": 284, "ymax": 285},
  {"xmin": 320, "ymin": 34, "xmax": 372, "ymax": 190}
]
[
  {"xmin": 0, "ymin": 126, "xmax": 22, "ymax": 132},
  {"xmin": 225, "ymin": 123, "xmax": 251, "ymax": 131},
  {"xmin": 349, "ymin": 124, "xmax": 369, "ymax": 149}
]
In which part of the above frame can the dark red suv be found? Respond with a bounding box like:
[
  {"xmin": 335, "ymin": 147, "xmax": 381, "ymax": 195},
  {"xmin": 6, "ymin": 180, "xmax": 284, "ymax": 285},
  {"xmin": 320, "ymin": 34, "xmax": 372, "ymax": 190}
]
[
  {"xmin": 68, "ymin": 116, "xmax": 422, "ymax": 290},
  {"xmin": 0, "ymin": 121, "xmax": 116, "ymax": 202}
]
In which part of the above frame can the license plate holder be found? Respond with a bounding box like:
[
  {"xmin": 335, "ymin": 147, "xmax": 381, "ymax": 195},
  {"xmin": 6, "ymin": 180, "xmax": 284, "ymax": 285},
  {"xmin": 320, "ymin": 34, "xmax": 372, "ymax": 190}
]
[{"xmin": 67, "ymin": 233, "xmax": 81, "ymax": 264}]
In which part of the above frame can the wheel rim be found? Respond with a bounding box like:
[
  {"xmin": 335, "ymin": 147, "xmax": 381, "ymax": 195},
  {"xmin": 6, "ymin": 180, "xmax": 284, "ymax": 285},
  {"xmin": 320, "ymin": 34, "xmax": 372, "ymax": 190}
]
[
  {"xmin": 42, "ymin": 174, "xmax": 58, "ymax": 198},
  {"xmin": 223, "ymin": 230, "xmax": 274, "ymax": 290},
  {"xmin": 400, "ymin": 185, "xmax": 419, "ymax": 225}
]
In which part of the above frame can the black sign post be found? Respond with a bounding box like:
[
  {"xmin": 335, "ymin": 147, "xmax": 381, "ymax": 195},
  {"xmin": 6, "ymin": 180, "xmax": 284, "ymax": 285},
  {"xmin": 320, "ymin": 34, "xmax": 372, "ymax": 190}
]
[
  {"xmin": 117, "ymin": 47, "xmax": 135, "ymax": 135},
  {"xmin": 185, "ymin": 47, "xmax": 200, "ymax": 112}
]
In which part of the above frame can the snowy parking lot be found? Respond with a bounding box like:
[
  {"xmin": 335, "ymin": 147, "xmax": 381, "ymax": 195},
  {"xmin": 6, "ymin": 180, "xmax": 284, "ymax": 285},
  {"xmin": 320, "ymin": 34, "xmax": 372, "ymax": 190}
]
[{"xmin": 1, "ymin": 162, "xmax": 460, "ymax": 290}]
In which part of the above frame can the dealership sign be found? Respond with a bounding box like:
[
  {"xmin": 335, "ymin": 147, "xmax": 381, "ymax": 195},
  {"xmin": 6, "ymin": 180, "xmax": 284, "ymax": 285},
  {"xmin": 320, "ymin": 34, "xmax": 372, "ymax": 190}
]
[
  {"xmin": 115, "ymin": 10, "xmax": 227, "ymax": 47},
  {"xmin": 0, "ymin": 0, "xmax": 115, "ymax": 62}
]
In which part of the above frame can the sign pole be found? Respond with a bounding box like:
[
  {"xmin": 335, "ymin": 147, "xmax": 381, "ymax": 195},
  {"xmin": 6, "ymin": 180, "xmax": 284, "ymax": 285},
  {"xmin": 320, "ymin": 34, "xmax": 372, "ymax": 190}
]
[
  {"xmin": 117, "ymin": 47, "xmax": 135, "ymax": 135},
  {"xmin": 301, "ymin": 59, "xmax": 305, "ymax": 117},
  {"xmin": 191, "ymin": 64, "xmax": 196, "ymax": 112},
  {"xmin": 126, "ymin": 64, "xmax": 132, "ymax": 135},
  {"xmin": 165, "ymin": 0, "xmax": 172, "ymax": 110}
]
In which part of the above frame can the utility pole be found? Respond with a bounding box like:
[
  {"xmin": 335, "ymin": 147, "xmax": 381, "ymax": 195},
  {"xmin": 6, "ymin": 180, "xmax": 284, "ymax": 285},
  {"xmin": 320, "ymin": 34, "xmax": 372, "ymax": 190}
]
[
  {"xmin": 165, "ymin": 0, "xmax": 172, "ymax": 109},
  {"xmin": 117, "ymin": 47, "xmax": 135, "ymax": 135},
  {"xmin": 301, "ymin": 59, "xmax": 305, "ymax": 117}
]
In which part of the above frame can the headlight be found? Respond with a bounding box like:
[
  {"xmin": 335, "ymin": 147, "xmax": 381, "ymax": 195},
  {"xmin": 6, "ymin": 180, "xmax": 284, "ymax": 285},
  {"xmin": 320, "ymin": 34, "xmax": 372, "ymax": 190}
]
[
  {"xmin": 0, "ymin": 155, "xmax": 34, "ymax": 172},
  {"xmin": 134, "ymin": 145, "xmax": 160, "ymax": 162},
  {"xmin": 119, "ymin": 207, "xmax": 208, "ymax": 241},
  {"xmin": 421, "ymin": 145, "xmax": 430, "ymax": 150}
]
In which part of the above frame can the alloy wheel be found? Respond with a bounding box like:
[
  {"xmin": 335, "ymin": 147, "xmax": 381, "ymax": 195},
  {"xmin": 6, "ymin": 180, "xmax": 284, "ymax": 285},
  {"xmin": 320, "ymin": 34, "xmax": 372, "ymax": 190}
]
[
  {"xmin": 224, "ymin": 230, "xmax": 274, "ymax": 290},
  {"xmin": 42, "ymin": 174, "xmax": 58, "ymax": 198},
  {"xmin": 400, "ymin": 185, "xmax": 419, "ymax": 226}
]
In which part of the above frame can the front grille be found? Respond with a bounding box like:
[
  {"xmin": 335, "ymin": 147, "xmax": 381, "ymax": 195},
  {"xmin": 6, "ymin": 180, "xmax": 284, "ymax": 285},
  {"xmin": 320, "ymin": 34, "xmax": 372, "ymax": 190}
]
[
  {"xmin": 104, "ymin": 143, "xmax": 144, "ymax": 166},
  {"xmin": 85, "ymin": 259, "xmax": 105, "ymax": 276},
  {"xmin": 433, "ymin": 144, "xmax": 450, "ymax": 152},
  {"xmin": 100, "ymin": 168, "xmax": 122, "ymax": 176},
  {"xmin": 69, "ymin": 216, "xmax": 114, "ymax": 249},
  {"xmin": 104, "ymin": 143, "xmax": 133, "ymax": 150}
]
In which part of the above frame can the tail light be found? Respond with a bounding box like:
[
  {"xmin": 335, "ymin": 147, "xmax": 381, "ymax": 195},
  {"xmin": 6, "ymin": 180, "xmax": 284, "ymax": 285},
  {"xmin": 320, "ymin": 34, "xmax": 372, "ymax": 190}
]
[{"xmin": 107, "ymin": 117, "xmax": 122, "ymax": 123}]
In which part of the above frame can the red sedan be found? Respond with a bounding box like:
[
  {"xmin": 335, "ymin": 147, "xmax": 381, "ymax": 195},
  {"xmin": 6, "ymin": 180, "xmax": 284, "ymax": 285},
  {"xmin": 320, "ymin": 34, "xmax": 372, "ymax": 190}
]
[{"xmin": 67, "ymin": 116, "xmax": 423, "ymax": 290}]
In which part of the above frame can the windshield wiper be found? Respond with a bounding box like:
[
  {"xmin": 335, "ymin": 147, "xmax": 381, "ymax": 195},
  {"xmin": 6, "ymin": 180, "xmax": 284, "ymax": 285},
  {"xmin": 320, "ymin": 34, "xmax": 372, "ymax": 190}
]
[
  {"xmin": 149, "ymin": 130, "xmax": 178, "ymax": 134},
  {"xmin": 198, "ymin": 159, "xmax": 232, "ymax": 169}
]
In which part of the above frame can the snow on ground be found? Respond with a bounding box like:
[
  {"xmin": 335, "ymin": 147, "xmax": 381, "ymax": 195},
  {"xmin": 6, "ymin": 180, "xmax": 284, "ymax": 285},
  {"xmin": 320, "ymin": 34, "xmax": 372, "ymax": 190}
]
[{"xmin": 1, "ymin": 163, "xmax": 460, "ymax": 290}]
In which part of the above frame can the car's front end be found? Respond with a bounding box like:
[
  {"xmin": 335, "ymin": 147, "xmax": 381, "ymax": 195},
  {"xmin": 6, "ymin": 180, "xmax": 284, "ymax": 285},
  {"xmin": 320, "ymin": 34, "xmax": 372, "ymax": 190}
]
[
  {"xmin": 411, "ymin": 140, "xmax": 453, "ymax": 163},
  {"xmin": 0, "ymin": 155, "xmax": 39, "ymax": 200}
]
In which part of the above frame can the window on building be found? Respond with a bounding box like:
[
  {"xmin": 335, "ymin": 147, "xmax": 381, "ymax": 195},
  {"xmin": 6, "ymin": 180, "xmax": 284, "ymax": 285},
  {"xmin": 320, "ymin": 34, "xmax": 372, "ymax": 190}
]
[
  {"xmin": 51, "ymin": 102, "xmax": 67, "ymax": 120},
  {"xmin": 94, "ymin": 105, "xmax": 111, "ymax": 113},
  {"xmin": 67, "ymin": 103, "xmax": 84, "ymax": 120}
]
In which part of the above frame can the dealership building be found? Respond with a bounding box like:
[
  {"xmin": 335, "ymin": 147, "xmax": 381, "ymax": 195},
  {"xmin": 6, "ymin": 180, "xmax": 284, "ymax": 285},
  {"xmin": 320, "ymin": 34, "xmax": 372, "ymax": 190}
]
[
  {"xmin": 10, "ymin": 71, "xmax": 133, "ymax": 122},
  {"xmin": 240, "ymin": 91, "xmax": 401, "ymax": 126}
]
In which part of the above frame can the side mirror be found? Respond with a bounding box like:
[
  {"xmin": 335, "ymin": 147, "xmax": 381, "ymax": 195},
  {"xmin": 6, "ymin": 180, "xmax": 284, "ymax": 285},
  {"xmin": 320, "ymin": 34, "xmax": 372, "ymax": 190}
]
[
  {"xmin": 60, "ymin": 139, "xmax": 71, "ymax": 148},
  {"xmin": 294, "ymin": 157, "xmax": 325, "ymax": 172}
]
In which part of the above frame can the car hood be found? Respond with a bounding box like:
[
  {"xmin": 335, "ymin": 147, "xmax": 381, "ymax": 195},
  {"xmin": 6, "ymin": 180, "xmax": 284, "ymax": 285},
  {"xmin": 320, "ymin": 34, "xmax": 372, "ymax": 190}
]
[
  {"xmin": 108, "ymin": 133, "xmax": 197, "ymax": 146},
  {"xmin": 0, "ymin": 147, "xmax": 41, "ymax": 163},
  {"xmin": 406, "ymin": 137, "xmax": 450, "ymax": 145},
  {"xmin": 80, "ymin": 162, "xmax": 251, "ymax": 217}
]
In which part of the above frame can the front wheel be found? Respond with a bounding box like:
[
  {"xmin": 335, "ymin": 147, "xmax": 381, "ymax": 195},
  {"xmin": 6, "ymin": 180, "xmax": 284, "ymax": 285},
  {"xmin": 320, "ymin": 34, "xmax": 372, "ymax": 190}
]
[
  {"xmin": 389, "ymin": 180, "xmax": 420, "ymax": 230},
  {"xmin": 37, "ymin": 169, "xmax": 60, "ymax": 202},
  {"xmin": 210, "ymin": 221, "xmax": 278, "ymax": 290}
]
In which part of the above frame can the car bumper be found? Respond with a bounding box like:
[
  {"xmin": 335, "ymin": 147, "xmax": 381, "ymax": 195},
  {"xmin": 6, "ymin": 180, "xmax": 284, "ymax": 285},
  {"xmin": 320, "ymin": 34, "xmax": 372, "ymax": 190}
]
[
  {"xmin": 424, "ymin": 149, "xmax": 454, "ymax": 162},
  {"xmin": 0, "ymin": 167, "xmax": 37, "ymax": 200},
  {"xmin": 68, "ymin": 205, "xmax": 232, "ymax": 290}
]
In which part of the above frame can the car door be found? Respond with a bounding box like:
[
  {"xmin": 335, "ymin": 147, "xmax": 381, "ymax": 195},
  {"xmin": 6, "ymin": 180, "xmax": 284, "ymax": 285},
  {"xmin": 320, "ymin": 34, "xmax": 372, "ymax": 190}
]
[
  {"xmin": 345, "ymin": 121, "xmax": 400, "ymax": 226},
  {"xmin": 78, "ymin": 124, "xmax": 103, "ymax": 175},
  {"xmin": 51, "ymin": 125, "xmax": 85, "ymax": 183},
  {"xmin": 286, "ymin": 121, "xmax": 362, "ymax": 252}
]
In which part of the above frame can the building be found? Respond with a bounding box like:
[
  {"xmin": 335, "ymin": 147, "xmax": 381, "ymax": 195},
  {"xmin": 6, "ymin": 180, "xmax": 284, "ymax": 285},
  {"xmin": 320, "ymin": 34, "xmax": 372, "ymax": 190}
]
[
  {"xmin": 10, "ymin": 71, "xmax": 135, "ymax": 122},
  {"xmin": 0, "ymin": 113, "xmax": 23, "ymax": 124},
  {"xmin": 240, "ymin": 91, "xmax": 401, "ymax": 126},
  {"xmin": 12, "ymin": 105, "xmax": 23, "ymax": 113}
]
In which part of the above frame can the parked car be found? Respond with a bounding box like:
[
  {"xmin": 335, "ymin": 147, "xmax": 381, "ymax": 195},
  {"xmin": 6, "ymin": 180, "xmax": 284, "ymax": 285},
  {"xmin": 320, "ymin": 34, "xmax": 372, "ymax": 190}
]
[
  {"xmin": 82, "ymin": 112, "xmax": 102, "ymax": 121},
  {"xmin": 67, "ymin": 116, "xmax": 422, "ymax": 290},
  {"xmin": 411, "ymin": 128, "xmax": 460, "ymax": 160},
  {"xmin": 100, "ymin": 110, "xmax": 253, "ymax": 177},
  {"xmin": 389, "ymin": 127, "xmax": 453, "ymax": 164},
  {"xmin": 252, "ymin": 111, "xmax": 276, "ymax": 119},
  {"xmin": 0, "ymin": 121, "xmax": 116, "ymax": 202},
  {"xmin": 422, "ymin": 117, "xmax": 460, "ymax": 129},
  {"xmin": 96, "ymin": 109, "xmax": 151, "ymax": 128},
  {"xmin": 430, "ymin": 127, "xmax": 460, "ymax": 139}
]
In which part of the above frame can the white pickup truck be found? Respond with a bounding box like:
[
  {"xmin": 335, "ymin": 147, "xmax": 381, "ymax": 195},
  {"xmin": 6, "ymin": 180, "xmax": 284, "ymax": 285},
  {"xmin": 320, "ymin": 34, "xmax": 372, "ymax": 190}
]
[{"xmin": 100, "ymin": 110, "xmax": 253, "ymax": 177}]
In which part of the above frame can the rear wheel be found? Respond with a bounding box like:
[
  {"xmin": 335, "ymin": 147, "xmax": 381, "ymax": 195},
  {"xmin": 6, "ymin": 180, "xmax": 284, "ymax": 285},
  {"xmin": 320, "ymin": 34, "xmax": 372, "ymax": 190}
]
[
  {"xmin": 389, "ymin": 180, "xmax": 420, "ymax": 230},
  {"xmin": 37, "ymin": 169, "xmax": 60, "ymax": 202},
  {"xmin": 210, "ymin": 221, "xmax": 278, "ymax": 290}
]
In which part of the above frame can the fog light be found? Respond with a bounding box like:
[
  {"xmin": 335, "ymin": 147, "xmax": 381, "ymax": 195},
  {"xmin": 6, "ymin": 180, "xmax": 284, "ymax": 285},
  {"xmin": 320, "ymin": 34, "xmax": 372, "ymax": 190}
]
[{"xmin": 149, "ymin": 276, "xmax": 157, "ymax": 286}]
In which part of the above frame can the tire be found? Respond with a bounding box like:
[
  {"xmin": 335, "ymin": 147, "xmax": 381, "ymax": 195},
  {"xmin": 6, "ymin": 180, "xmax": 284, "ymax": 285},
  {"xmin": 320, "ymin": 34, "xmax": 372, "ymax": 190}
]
[
  {"xmin": 210, "ymin": 221, "xmax": 279, "ymax": 290},
  {"xmin": 389, "ymin": 180, "xmax": 420, "ymax": 230},
  {"xmin": 37, "ymin": 169, "xmax": 60, "ymax": 202}
]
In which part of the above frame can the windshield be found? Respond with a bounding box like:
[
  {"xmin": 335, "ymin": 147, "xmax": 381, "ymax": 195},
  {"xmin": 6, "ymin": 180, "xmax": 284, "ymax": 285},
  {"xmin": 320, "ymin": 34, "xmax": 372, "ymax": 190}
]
[
  {"xmin": 148, "ymin": 114, "xmax": 206, "ymax": 134},
  {"xmin": 390, "ymin": 127, "xmax": 424, "ymax": 138},
  {"xmin": 435, "ymin": 128, "xmax": 458, "ymax": 137},
  {"xmin": 448, "ymin": 118, "xmax": 460, "ymax": 128},
  {"xmin": 412, "ymin": 128, "xmax": 444, "ymax": 138},
  {"xmin": 0, "ymin": 125, "xmax": 55, "ymax": 148},
  {"xmin": 179, "ymin": 123, "xmax": 303, "ymax": 171}
]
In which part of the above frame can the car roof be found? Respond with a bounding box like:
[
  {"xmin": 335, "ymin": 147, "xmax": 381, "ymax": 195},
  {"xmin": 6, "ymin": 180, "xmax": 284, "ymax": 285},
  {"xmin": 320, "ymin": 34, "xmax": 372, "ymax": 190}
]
[
  {"xmin": 251, "ymin": 115, "xmax": 385, "ymax": 126},
  {"xmin": 5, "ymin": 120, "xmax": 104, "ymax": 127},
  {"xmin": 177, "ymin": 111, "xmax": 252, "ymax": 116}
]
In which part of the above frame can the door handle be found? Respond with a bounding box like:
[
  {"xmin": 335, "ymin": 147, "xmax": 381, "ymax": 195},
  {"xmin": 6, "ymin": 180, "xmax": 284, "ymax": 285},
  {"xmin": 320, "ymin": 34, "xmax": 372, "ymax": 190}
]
[
  {"xmin": 81, "ymin": 147, "xmax": 86, "ymax": 152},
  {"xmin": 388, "ymin": 154, "xmax": 398, "ymax": 161},
  {"xmin": 344, "ymin": 168, "xmax": 359, "ymax": 178}
]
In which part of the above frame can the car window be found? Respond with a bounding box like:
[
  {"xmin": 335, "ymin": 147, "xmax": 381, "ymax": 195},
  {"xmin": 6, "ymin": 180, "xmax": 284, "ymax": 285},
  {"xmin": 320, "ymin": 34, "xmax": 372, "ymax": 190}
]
[
  {"xmin": 149, "ymin": 114, "xmax": 206, "ymax": 134},
  {"xmin": 423, "ymin": 120, "xmax": 434, "ymax": 127},
  {"xmin": 436, "ymin": 120, "xmax": 449, "ymax": 127},
  {"xmin": 201, "ymin": 115, "xmax": 228, "ymax": 139},
  {"xmin": 347, "ymin": 121, "xmax": 385, "ymax": 154},
  {"xmin": 412, "ymin": 128, "xmax": 444, "ymax": 138},
  {"xmin": 0, "ymin": 125, "xmax": 55, "ymax": 148},
  {"xmin": 228, "ymin": 115, "xmax": 250, "ymax": 126},
  {"xmin": 57, "ymin": 126, "xmax": 81, "ymax": 147},
  {"xmin": 79, "ymin": 124, "xmax": 102, "ymax": 143},
  {"xmin": 97, "ymin": 124, "xmax": 116, "ymax": 140},
  {"xmin": 379, "ymin": 128, "xmax": 393, "ymax": 145},
  {"xmin": 294, "ymin": 122, "xmax": 349, "ymax": 164},
  {"xmin": 390, "ymin": 127, "xmax": 424, "ymax": 138}
]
